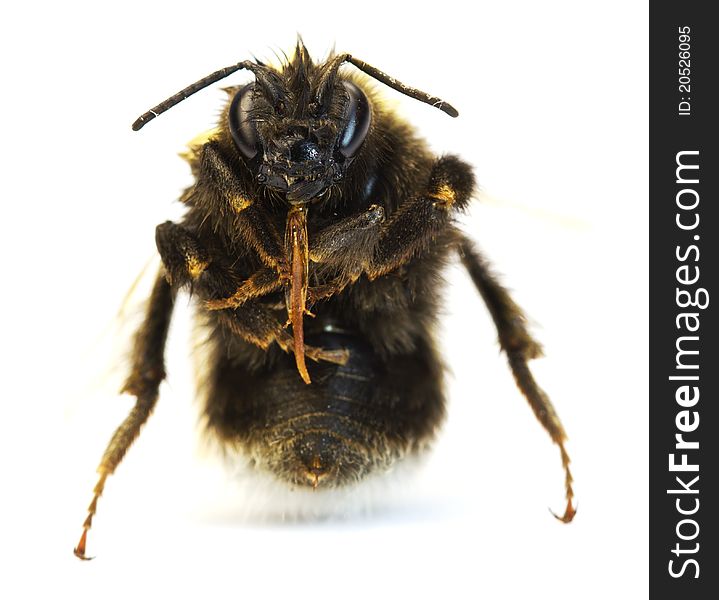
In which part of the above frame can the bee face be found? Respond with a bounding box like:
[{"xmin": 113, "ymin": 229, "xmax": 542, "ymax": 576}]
[{"xmin": 228, "ymin": 61, "xmax": 372, "ymax": 204}]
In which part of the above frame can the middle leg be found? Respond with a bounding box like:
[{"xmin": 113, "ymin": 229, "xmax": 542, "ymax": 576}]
[
  {"xmin": 213, "ymin": 301, "xmax": 349, "ymax": 367},
  {"xmin": 155, "ymin": 220, "xmax": 346, "ymax": 369}
]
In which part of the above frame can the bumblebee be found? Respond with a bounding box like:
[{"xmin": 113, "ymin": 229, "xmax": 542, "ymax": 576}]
[{"xmin": 75, "ymin": 41, "xmax": 574, "ymax": 559}]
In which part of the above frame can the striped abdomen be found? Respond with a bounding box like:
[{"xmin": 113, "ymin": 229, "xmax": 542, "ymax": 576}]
[{"xmin": 205, "ymin": 328, "xmax": 445, "ymax": 488}]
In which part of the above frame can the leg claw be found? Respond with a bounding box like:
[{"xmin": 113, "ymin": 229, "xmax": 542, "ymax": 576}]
[{"xmin": 550, "ymin": 500, "xmax": 577, "ymax": 524}]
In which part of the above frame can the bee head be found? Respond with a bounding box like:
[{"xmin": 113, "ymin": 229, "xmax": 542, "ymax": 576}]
[
  {"xmin": 133, "ymin": 40, "xmax": 458, "ymax": 206},
  {"xmin": 226, "ymin": 48, "xmax": 372, "ymax": 204}
]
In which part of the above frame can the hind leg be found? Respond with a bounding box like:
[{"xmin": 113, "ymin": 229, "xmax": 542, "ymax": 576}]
[
  {"xmin": 458, "ymin": 235, "xmax": 576, "ymax": 523},
  {"xmin": 74, "ymin": 271, "xmax": 175, "ymax": 559}
]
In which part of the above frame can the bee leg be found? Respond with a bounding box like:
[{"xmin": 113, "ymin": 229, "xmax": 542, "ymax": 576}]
[
  {"xmin": 156, "ymin": 221, "xmax": 210, "ymax": 287},
  {"xmin": 369, "ymin": 156, "xmax": 475, "ymax": 278},
  {"xmin": 199, "ymin": 140, "xmax": 254, "ymax": 213},
  {"xmin": 205, "ymin": 267, "xmax": 283, "ymax": 310},
  {"xmin": 154, "ymin": 219, "xmax": 342, "ymax": 377},
  {"xmin": 200, "ymin": 141, "xmax": 289, "ymax": 276},
  {"xmin": 308, "ymin": 204, "xmax": 385, "ymax": 267},
  {"xmin": 155, "ymin": 219, "xmax": 339, "ymax": 370},
  {"xmin": 458, "ymin": 236, "xmax": 576, "ymax": 523},
  {"xmin": 305, "ymin": 158, "xmax": 474, "ymax": 301},
  {"xmin": 207, "ymin": 204, "xmax": 388, "ymax": 348},
  {"xmin": 306, "ymin": 279, "xmax": 353, "ymax": 304},
  {"xmin": 300, "ymin": 204, "xmax": 386, "ymax": 305},
  {"xmin": 74, "ymin": 272, "xmax": 175, "ymax": 559},
  {"xmin": 234, "ymin": 203, "xmax": 290, "ymax": 277},
  {"xmin": 156, "ymin": 221, "xmax": 285, "ymax": 309},
  {"xmin": 213, "ymin": 302, "xmax": 349, "ymax": 366}
]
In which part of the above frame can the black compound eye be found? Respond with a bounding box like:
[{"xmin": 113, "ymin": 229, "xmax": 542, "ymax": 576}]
[
  {"xmin": 338, "ymin": 81, "xmax": 371, "ymax": 159},
  {"xmin": 229, "ymin": 84, "xmax": 259, "ymax": 159}
]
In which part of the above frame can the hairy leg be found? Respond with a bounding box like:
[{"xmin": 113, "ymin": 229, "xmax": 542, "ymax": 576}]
[
  {"xmin": 206, "ymin": 204, "xmax": 386, "ymax": 310},
  {"xmin": 156, "ymin": 220, "xmax": 344, "ymax": 368},
  {"xmin": 205, "ymin": 155, "xmax": 473, "ymax": 309},
  {"xmin": 155, "ymin": 221, "xmax": 210, "ymax": 287},
  {"xmin": 204, "ymin": 267, "xmax": 282, "ymax": 310},
  {"xmin": 199, "ymin": 141, "xmax": 287, "ymax": 275},
  {"xmin": 74, "ymin": 272, "xmax": 175, "ymax": 559},
  {"xmin": 308, "ymin": 203, "xmax": 385, "ymax": 273},
  {"xmin": 458, "ymin": 236, "xmax": 575, "ymax": 523},
  {"xmin": 369, "ymin": 155, "xmax": 474, "ymax": 278},
  {"xmin": 306, "ymin": 155, "xmax": 475, "ymax": 303},
  {"xmin": 213, "ymin": 302, "xmax": 348, "ymax": 366}
]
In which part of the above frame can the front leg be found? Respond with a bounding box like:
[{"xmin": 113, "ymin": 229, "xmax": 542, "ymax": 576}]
[
  {"xmin": 305, "ymin": 156, "xmax": 474, "ymax": 303},
  {"xmin": 208, "ymin": 204, "xmax": 388, "ymax": 310},
  {"xmin": 307, "ymin": 152, "xmax": 474, "ymax": 281},
  {"xmin": 309, "ymin": 203, "xmax": 385, "ymax": 275},
  {"xmin": 370, "ymin": 155, "xmax": 474, "ymax": 278},
  {"xmin": 157, "ymin": 220, "xmax": 284, "ymax": 309},
  {"xmin": 200, "ymin": 141, "xmax": 287, "ymax": 275},
  {"xmin": 155, "ymin": 221, "xmax": 345, "ymax": 372},
  {"xmin": 204, "ymin": 152, "xmax": 472, "ymax": 308}
]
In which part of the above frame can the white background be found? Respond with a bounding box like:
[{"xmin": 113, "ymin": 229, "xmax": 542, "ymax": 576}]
[{"xmin": 1, "ymin": 1, "xmax": 647, "ymax": 598}]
